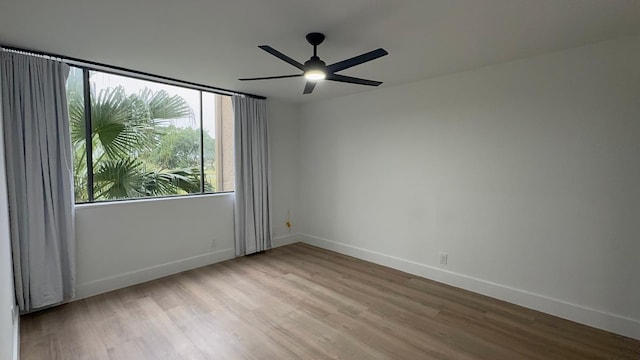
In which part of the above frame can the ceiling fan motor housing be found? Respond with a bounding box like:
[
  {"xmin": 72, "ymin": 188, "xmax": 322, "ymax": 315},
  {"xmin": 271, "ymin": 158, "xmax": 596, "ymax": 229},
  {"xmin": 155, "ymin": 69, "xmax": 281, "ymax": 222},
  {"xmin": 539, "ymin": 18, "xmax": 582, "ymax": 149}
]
[{"xmin": 304, "ymin": 56, "xmax": 326, "ymax": 71}]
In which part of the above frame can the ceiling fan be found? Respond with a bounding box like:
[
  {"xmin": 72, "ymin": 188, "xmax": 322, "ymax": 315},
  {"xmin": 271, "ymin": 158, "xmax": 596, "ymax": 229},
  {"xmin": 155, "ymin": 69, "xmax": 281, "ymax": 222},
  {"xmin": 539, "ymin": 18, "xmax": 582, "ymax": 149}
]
[{"xmin": 239, "ymin": 32, "xmax": 388, "ymax": 95}]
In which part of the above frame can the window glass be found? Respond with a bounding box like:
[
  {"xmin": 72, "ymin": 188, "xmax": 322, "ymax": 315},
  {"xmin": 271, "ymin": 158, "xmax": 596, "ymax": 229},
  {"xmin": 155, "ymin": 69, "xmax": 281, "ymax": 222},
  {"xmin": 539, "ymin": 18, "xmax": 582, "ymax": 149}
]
[
  {"xmin": 66, "ymin": 67, "xmax": 87, "ymax": 203},
  {"xmin": 88, "ymin": 71, "xmax": 201, "ymax": 201},
  {"xmin": 202, "ymin": 92, "xmax": 235, "ymax": 192},
  {"xmin": 67, "ymin": 69, "xmax": 234, "ymax": 203}
]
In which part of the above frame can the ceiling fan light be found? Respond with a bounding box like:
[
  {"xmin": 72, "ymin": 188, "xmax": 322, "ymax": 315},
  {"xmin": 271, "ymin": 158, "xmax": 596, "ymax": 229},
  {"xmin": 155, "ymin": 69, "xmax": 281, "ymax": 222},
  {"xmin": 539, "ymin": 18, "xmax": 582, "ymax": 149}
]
[{"xmin": 304, "ymin": 69, "xmax": 326, "ymax": 81}]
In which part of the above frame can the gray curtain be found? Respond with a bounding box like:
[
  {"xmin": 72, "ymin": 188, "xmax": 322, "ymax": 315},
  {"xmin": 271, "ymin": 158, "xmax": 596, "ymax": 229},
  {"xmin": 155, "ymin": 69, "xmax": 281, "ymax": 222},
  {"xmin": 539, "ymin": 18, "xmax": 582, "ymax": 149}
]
[
  {"xmin": 1, "ymin": 51, "xmax": 75, "ymax": 311},
  {"xmin": 232, "ymin": 95, "xmax": 271, "ymax": 256}
]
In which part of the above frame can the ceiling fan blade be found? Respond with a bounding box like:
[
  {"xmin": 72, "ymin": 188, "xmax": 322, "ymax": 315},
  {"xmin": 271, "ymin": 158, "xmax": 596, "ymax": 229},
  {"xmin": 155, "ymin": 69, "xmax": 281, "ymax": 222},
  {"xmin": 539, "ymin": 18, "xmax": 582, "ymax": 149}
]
[
  {"xmin": 327, "ymin": 74, "xmax": 382, "ymax": 86},
  {"xmin": 327, "ymin": 48, "xmax": 388, "ymax": 73},
  {"xmin": 239, "ymin": 74, "xmax": 302, "ymax": 81},
  {"xmin": 258, "ymin": 45, "xmax": 304, "ymax": 70},
  {"xmin": 303, "ymin": 81, "xmax": 317, "ymax": 94}
]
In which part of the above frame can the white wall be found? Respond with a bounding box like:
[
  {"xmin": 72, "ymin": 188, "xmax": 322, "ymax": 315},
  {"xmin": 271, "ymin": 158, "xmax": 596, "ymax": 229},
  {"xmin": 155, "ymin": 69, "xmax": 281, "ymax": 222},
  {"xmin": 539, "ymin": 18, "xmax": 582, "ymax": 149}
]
[
  {"xmin": 299, "ymin": 36, "xmax": 640, "ymax": 339},
  {"xmin": 0, "ymin": 70, "xmax": 18, "ymax": 359},
  {"xmin": 269, "ymin": 99, "xmax": 301, "ymax": 246},
  {"xmin": 75, "ymin": 99, "xmax": 301, "ymax": 298},
  {"xmin": 75, "ymin": 194, "xmax": 236, "ymax": 298}
]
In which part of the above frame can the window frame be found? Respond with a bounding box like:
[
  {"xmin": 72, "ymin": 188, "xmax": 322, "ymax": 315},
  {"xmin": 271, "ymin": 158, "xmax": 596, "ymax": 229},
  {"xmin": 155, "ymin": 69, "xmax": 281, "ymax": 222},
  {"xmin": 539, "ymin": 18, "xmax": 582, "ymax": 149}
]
[{"xmin": 71, "ymin": 66, "xmax": 235, "ymax": 204}]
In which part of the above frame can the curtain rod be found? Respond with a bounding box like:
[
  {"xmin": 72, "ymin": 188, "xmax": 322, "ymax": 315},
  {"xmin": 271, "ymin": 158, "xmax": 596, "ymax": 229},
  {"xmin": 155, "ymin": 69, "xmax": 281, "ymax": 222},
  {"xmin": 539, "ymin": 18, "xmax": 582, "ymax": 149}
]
[{"xmin": 1, "ymin": 44, "xmax": 267, "ymax": 100}]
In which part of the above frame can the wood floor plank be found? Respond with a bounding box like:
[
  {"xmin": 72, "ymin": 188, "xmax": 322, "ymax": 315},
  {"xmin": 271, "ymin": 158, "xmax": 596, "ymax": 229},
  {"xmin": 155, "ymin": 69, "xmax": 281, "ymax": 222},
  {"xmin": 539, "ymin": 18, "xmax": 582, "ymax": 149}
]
[{"xmin": 20, "ymin": 243, "xmax": 640, "ymax": 359}]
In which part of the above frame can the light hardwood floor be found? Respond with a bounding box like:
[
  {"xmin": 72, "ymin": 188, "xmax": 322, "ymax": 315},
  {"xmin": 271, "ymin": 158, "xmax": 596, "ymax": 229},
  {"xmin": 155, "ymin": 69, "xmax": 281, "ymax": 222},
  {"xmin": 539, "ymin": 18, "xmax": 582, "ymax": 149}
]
[{"xmin": 21, "ymin": 243, "xmax": 639, "ymax": 359}]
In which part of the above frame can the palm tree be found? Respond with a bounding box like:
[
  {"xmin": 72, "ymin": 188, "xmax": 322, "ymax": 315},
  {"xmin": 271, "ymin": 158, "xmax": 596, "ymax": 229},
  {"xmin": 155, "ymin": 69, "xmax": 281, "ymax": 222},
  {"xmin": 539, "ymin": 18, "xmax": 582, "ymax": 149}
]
[{"xmin": 67, "ymin": 72, "xmax": 202, "ymax": 202}]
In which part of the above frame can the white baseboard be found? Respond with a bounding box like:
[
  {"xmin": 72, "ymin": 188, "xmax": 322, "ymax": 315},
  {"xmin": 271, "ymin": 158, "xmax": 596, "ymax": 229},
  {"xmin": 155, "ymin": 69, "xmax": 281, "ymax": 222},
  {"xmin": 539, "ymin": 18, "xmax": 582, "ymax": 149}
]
[
  {"xmin": 300, "ymin": 233, "xmax": 640, "ymax": 340},
  {"xmin": 272, "ymin": 233, "xmax": 300, "ymax": 248},
  {"xmin": 75, "ymin": 248, "xmax": 235, "ymax": 300}
]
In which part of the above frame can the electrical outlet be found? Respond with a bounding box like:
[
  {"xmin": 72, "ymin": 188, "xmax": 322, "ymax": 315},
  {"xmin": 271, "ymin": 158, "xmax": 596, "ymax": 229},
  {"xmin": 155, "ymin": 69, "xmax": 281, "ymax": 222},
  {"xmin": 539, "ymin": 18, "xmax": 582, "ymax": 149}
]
[
  {"xmin": 439, "ymin": 252, "xmax": 448, "ymax": 265},
  {"xmin": 211, "ymin": 238, "xmax": 217, "ymax": 248}
]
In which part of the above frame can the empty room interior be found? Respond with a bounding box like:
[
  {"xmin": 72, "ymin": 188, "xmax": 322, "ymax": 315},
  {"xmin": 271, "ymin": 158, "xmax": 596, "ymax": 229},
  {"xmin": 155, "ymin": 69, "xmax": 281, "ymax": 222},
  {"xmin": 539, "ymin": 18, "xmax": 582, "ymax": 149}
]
[{"xmin": 1, "ymin": 0, "xmax": 639, "ymax": 359}]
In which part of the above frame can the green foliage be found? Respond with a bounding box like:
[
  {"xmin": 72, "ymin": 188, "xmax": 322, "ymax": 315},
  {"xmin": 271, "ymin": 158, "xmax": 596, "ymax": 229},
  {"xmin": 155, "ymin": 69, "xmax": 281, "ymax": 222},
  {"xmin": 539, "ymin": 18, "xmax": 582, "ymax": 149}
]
[
  {"xmin": 93, "ymin": 158, "xmax": 201, "ymax": 199},
  {"xmin": 145, "ymin": 125, "xmax": 215, "ymax": 170},
  {"xmin": 67, "ymin": 71, "xmax": 202, "ymax": 202}
]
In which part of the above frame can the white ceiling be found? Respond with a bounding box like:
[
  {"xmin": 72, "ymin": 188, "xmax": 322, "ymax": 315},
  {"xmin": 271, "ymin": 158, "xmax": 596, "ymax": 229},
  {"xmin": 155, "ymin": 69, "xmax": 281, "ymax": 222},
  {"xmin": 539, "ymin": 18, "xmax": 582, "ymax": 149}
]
[{"xmin": 1, "ymin": 0, "xmax": 640, "ymax": 102}]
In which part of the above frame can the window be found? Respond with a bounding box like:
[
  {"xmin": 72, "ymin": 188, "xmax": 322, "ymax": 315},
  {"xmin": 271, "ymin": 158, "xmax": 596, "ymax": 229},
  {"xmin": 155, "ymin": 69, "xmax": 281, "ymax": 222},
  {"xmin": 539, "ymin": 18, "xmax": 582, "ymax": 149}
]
[{"xmin": 67, "ymin": 67, "xmax": 234, "ymax": 203}]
